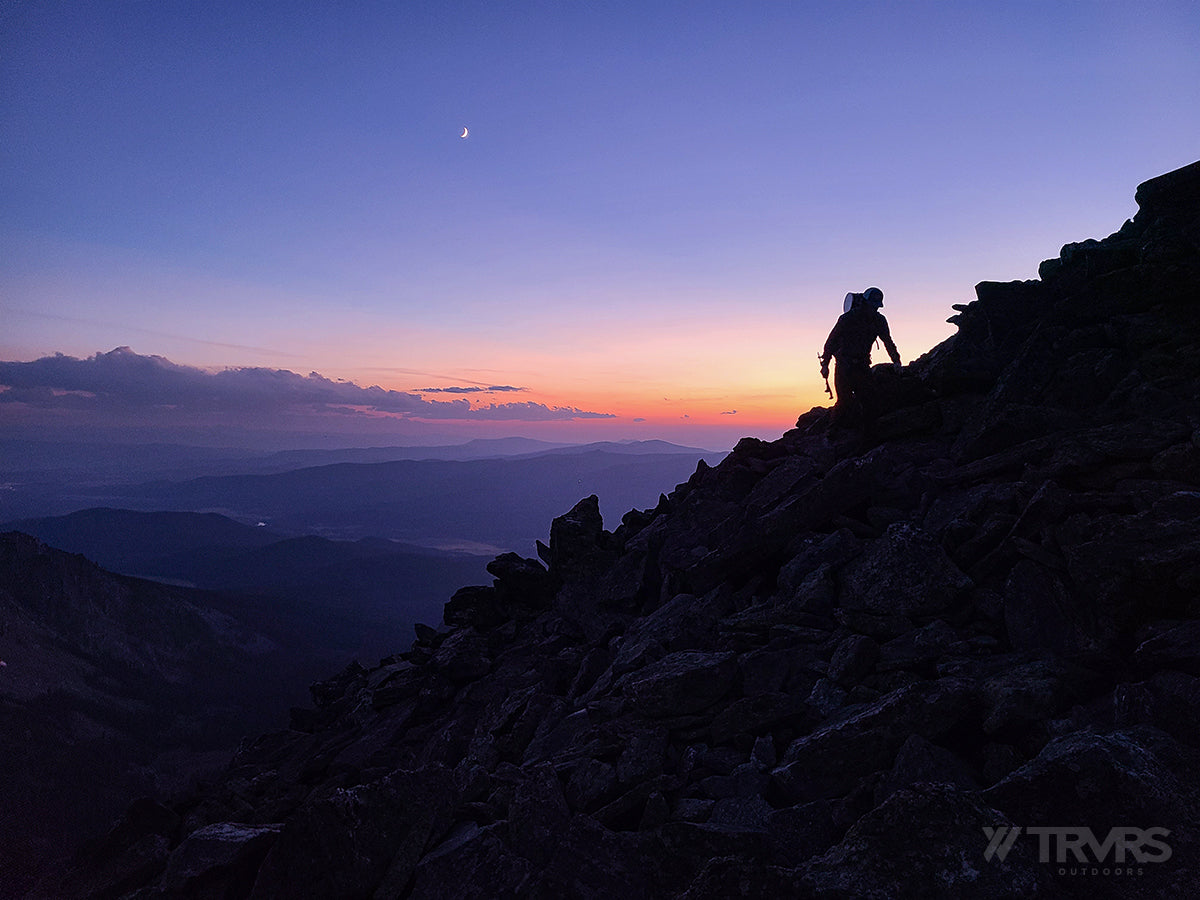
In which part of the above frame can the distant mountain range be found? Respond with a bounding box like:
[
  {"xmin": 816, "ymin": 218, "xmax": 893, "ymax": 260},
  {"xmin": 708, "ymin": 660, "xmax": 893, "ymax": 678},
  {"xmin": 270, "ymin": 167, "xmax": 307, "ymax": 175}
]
[
  {"xmin": 123, "ymin": 449, "xmax": 722, "ymax": 548},
  {"xmin": 2, "ymin": 441, "xmax": 727, "ymax": 553},
  {"xmin": 0, "ymin": 436, "xmax": 719, "ymax": 480},
  {"xmin": 0, "ymin": 439, "xmax": 726, "ymax": 532}
]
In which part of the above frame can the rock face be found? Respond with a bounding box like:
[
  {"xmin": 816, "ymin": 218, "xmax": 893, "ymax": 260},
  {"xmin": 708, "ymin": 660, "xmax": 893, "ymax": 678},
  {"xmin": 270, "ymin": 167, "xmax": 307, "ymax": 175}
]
[{"xmin": 46, "ymin": 161, "xmax": 1200, "ymax": 899}]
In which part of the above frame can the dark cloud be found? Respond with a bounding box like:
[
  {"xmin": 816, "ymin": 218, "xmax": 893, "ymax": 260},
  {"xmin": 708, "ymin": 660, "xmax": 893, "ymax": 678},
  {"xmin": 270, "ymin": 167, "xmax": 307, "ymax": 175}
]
[
  {"xmin": 721, "ymin": 410, "xmax": 738, "ymax": 415},
  {"xmin": 0, "ymin": 348, "xmax": 614, "ymax": 423}
]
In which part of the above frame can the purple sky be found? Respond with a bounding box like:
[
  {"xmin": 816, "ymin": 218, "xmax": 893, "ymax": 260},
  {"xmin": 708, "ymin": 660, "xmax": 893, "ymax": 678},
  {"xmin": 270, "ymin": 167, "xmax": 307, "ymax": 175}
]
[{"xmin": 2, "ymin": 2, "xmax": 1198, "ymax": 449}]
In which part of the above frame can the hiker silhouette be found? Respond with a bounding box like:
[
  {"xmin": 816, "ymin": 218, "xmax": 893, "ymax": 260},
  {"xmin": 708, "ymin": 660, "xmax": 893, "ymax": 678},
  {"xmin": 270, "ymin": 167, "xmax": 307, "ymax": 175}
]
[{"xmin": 819, "ymin": 287, "xmax": 902, "ymax": 434}]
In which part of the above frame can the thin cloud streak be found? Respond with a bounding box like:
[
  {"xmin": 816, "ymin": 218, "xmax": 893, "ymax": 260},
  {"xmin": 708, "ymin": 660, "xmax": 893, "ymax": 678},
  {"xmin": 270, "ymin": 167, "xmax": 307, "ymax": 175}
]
[{"xmin": 417, "ymin": 385, "xmax": 528, "ymax": 394}]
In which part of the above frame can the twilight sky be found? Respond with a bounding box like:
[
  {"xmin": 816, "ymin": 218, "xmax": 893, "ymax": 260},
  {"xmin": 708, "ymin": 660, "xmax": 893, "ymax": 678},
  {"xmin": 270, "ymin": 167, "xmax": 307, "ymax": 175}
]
[{"xmin": 2, "ymin": 1, "xmax": 1198, "ymax": 449}]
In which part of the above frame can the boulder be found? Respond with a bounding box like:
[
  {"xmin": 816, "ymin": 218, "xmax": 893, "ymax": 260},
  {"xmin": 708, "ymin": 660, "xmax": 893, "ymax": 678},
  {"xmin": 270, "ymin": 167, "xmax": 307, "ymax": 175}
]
[
  {"xmin": 487, "ymin": 552, "xmax": 553, "ymax": 614},
  {"xmin": 737, "ymin": 647, "xmax": 794, "ymax": 696},
  {"xmin": 828, "ymin": 634, "xmax": 880, "ymax": 687},
  {"xmin": 444, "ymin": 585, "xmax": 505, "ymax": 629},
  {"xmin": 1152, "ymin": 444, "xmax": 1200, "ymax": 485},
  {"xmin": 620, "ymin": 651, "xmax": 737, "ymax": 718},
  {"xmin": 564, "ymin": 758, "xmax": 619, "ymax": 813},
  {"xmin": 521, "ymin": 815, "xmax": 660, "ymax": 899},
  {"xmin": 547, "ymin": 496, "xmax": 650, "ymax": 640},
  {"xmin": 709, "ymin": 692, "xmax": 810, "ymax": 745},
  {"xmin": 839, "ymin": 523, "xmax": 973, "ymax": 618},
  {"xmin": 1114, "ymin": 671, "xmax": 1200, "ymax": 747},
  {"xmin": 772, "ymin": 678, "xmax": 974, "ymax": 803},
  {"xmin": 766, "ymin": 799, "xmax": 839, "ymax": 866},
  {"xmin": 876, "ymin": 619, "xmax": 962, "ymax": 673},
  {"xmin": 159, "ymin": 822, "xmax": 282, "ymax": 898},
  {"xmin": 708, "ymin": 792, "xmax": 773, "ymax": 831},
  {"xmin": 545, "ymin": 495, "xmax": 609, "ymax": 576},
  {"xmin": 658, "ymin": 821, "xmax": 773, "ymax": 888},
  {"xmin": 616, "ymin": 725, "xmax": 669, "ymax": 787},
  {"xmin": 1002, "ymin": 560, "xmax": 1088, "ymax": 654},
  {"xmin": 678, "ymin": 857, "xmax": 807, "ymax": 900},
  {"xmin": 983, "ymin": 729, "xmax": 1200, "ymax": 897},
  {"xmin": 407, "ymin": 823, "xmax": 531, "ymax": 900},
  {"xmin": 982, "ymin": 729, "xmax": 1200, "ymax": 829},
  {"xmin": 508, "ymin": 763, "xmax": 570, "ymax": 866},
  {"xmin": 978, "ymin": 656, "xmax": 1081, "ymax": 737},
  {"xmin": 1134, "ymin": 619, "xmax": 1200, "ymax": 676},
  {"xmin": 609, "ymin": 589, "xmax": 731, "ymax": 676},
  {"xmin": 799, "ymin": 785, "xmax": 1059, "ymax": 898},
  {"xmin": 249, "ymin": 766, "xmax": 458, "ymax": 899},
  {"xmin": 874, "ymin": 734, "xmax": 979, "ymax": 805},
  {"xmin": 806, "ymin": 677, "xmax": 849, "ymax": 718},
  {"xmin": 431, "ymin": 627, "xmax": 492, "ymax": 685}
]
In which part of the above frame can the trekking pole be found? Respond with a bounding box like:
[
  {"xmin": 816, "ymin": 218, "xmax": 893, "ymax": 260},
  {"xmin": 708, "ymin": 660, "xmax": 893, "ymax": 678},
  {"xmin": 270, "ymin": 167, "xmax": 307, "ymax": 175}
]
[{"xmin": 817, "ymin": 353, "xmax": 832, "ymax": 399}]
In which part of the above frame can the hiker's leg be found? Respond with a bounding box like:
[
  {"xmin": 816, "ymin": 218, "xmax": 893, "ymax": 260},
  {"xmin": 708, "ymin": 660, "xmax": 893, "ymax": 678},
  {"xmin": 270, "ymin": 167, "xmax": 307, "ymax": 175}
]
[
  {"xmin": 841, "ymin": 363, "xmax": 869, "ymax": 429},
  {"xmin": 832, "ymin": 363, "xmax": 854, "ymax": 427}
]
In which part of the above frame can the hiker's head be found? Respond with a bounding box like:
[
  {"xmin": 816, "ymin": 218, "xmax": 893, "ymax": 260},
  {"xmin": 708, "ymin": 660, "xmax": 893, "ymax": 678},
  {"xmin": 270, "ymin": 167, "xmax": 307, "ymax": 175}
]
[{"xmin": 864, "ymin": 287, "xmax": 884, "ymax": 308}]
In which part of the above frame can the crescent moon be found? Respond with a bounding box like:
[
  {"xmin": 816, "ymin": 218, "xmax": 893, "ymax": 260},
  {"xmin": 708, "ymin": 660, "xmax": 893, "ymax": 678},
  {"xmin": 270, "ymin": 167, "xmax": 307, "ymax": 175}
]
[{"xmin": 460, "ymin": 126, "xmax": 469, "ymax": 139}]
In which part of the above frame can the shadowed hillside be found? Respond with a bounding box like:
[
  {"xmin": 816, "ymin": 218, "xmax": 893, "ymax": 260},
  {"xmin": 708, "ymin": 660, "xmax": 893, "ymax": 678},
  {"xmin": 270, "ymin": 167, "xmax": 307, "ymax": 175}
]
[
  {"xmin": 43, "ymin": 160, "xmax": 1200, "ymax": 899},
  {"xmin": 0, "ymin": 534, "xmax": 308, "ymax": 898},
  {"xmin": 5, "ymin": 509, "xmax": 491, "ymax": 647}
]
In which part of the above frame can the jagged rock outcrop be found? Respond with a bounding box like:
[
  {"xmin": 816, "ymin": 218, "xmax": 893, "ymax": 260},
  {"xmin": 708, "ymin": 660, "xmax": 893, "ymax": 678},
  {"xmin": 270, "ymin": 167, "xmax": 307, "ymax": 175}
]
[{"xmin": 46, "ymin": 160, "xmax": 1200, "ymax": 899}]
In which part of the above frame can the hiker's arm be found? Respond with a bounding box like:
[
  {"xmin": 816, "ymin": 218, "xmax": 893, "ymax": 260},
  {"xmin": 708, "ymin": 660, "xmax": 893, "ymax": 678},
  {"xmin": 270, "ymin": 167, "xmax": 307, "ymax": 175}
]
[
  {"xmin": 878, "ymin": 317, "xmax": 901, "ymax": 368},
  {"xmin": 820, "ymin": 321, "xmax": 842, "ymax": 368}
]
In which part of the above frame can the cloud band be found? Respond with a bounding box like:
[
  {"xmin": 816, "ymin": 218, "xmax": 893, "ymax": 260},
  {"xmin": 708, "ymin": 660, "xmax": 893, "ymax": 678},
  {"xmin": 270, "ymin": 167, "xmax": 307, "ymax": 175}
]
[{"xmin": 0, "ymin": 348, "xmax": 615, "ymax": 423}]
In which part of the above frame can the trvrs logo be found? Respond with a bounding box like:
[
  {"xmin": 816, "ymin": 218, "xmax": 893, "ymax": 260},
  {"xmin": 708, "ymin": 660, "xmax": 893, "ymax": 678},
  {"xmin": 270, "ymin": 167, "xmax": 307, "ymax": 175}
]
[
  {"xmin": 982, "ymin": 826, "xmax": 1022, "ymax": 862},
  {"xmin": 982, "ymin": 826, "xmax": 1172, "ymax": 866}
]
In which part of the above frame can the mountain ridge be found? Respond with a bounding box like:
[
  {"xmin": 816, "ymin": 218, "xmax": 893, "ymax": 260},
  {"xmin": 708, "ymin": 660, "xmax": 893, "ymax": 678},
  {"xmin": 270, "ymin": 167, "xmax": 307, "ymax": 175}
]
[
  {"xmin": 90, "ymin": 449, "xmax": 728, "ymax": 548},
  {"xmin": 41, "ymin": 159, "xmax": 1200, "ymax": 899},
  {"xmin": 1, "ymin": 442, "xmax": 727, "ymax": 537}
]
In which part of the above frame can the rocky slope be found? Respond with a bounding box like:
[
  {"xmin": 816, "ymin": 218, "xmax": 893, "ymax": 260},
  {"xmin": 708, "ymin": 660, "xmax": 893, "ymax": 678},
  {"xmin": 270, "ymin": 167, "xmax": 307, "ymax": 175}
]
[{"xmin": 46, "ymin": 160, "xmax": 1200, "ymax": 899}]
